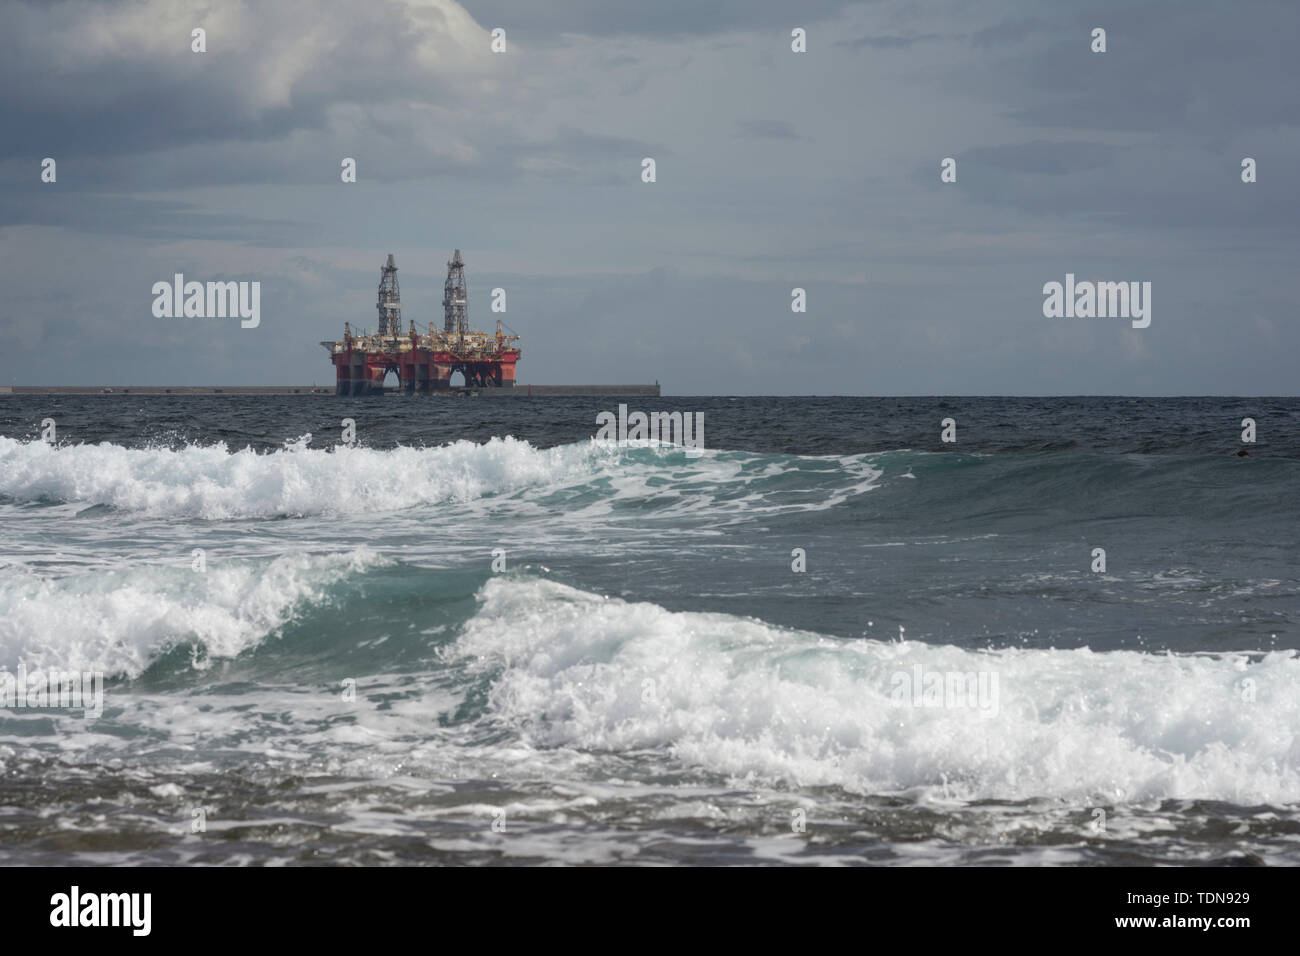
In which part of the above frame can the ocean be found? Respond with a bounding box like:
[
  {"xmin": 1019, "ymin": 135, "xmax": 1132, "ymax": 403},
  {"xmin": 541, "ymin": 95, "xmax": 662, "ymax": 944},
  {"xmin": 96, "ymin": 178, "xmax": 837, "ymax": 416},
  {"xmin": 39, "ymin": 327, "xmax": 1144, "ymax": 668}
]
[{"xmin": 1, "ymin": 395, "xmax": 1297, "ymax": 865}]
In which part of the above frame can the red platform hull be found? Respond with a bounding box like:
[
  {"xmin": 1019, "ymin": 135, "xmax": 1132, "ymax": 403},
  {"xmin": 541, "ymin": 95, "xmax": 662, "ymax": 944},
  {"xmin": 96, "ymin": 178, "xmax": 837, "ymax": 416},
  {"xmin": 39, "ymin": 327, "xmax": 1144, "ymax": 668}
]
[{"xmin": 332, "ymin": 349, "xmax": 517, "ymax": 395}]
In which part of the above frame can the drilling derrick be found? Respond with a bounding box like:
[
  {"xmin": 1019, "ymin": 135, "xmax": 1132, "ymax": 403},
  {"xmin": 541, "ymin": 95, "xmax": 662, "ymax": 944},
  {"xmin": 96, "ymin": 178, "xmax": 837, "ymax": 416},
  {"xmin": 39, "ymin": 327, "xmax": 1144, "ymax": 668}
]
[
  {"xmin": 322, "ymin": 250, "xmax": 520, "ymax": 395},
  {"xmin": 443, "ymin": 249, "xmax": 468, "ymax": 335},
  {"xmin": 377, "ymin": 254, "xmax": 400, "ymax": 338}
]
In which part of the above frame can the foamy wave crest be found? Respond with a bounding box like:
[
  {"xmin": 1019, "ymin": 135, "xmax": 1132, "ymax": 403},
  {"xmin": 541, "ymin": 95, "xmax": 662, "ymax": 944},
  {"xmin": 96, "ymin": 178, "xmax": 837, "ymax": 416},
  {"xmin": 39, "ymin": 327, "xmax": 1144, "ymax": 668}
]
[
  {"xmin": 0, "ymin": 436, "xmax": 618, "ymax": 519},
  {"xmin": 0, "ymin": 436, "xmax": 882, "ymax": 521},
  {"xmin": 0, "ymin": 549, "xmax": 388, "ymax": 676},
  {"xmin": 453, "ymin": 578, "xmax": 1300, "ymax": 805}
]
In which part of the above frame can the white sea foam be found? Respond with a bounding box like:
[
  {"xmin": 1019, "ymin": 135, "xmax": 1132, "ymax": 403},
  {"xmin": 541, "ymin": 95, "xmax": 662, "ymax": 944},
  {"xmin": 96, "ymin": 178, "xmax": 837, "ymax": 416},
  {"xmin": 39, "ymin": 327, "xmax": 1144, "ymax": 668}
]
[
  {"xmin": 0, "ymin": 549, "xmax": 388, "ymax": 675},
  {"xmin": 0, "ymin": 435, "xmax": 622, "ymax": 519},
  {"xmin": 0, "ymin": 436, "xmax": 880, "ymax": 521},
  {"xmin": 452, "ymin": 577, "xmax": 1300, "ymax": 806}
]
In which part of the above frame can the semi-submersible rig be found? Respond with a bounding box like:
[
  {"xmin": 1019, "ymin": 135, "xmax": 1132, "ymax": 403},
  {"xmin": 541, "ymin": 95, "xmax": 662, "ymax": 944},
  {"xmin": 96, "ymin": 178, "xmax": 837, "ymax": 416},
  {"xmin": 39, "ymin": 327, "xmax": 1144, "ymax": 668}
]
[{"xmin": 321, "ymin": 251, "xmax": 520, "ymax": 395}]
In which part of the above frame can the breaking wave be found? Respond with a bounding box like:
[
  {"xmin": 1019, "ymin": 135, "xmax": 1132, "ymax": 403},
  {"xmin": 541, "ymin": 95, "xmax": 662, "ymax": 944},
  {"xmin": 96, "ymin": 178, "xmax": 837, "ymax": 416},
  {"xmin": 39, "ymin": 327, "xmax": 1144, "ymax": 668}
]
[
  {"xmin": 451, "ymin": 576, "xmax": 1300, "ymax": 806},
  {"xmin": 0, "ymin": 549, "xmax": 389, "ymax": 676},
  {"xmin": 0, "ymin": 435, "xmax": 881, "ymax": 520},
  {"xmin": 4, "ymin": 548, "xmax": 1297, "ymax": 808}
]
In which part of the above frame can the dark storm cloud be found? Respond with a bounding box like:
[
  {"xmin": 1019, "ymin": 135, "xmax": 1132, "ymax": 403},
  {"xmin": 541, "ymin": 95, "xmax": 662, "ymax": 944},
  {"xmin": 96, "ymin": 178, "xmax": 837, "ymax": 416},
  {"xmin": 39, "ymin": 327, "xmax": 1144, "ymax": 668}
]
[
  {"xmin": 0, "ymin": 0, "xmax": 679, "ymax": 201},
  {"xmin": 0, "ymin": 0, "xmax": 488, "ymax": 163}
]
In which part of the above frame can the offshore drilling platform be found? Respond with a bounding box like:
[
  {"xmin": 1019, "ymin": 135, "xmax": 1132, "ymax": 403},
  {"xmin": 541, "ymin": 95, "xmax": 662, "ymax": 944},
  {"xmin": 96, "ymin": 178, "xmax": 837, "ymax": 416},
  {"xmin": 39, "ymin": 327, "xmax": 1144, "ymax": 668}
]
[
  {"xmin": 321, "ymin": 251, "xmax": 520, "ymax": 395},
  {"xmin": 2, "ymin": 249, "xmax": 661, "ymax": 397}
]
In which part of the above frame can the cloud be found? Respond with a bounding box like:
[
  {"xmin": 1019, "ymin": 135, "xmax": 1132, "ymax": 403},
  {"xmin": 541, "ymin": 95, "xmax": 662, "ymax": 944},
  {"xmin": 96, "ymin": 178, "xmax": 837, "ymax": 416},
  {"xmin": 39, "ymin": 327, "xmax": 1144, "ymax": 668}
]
[
  {"xmin": 1, "ymin": 0, "xmax": 1298, "ymax": 394},
  {"xmin": 957, "ymin": 3, "xmax": 1300, "ymax": 136},
  {"xmin": 0, "ymin": 0, "xmax": 502, "ymax": 163},
  {"xmin": 456, "ymin": 0, "xmax": 864, "ymax": 40}
]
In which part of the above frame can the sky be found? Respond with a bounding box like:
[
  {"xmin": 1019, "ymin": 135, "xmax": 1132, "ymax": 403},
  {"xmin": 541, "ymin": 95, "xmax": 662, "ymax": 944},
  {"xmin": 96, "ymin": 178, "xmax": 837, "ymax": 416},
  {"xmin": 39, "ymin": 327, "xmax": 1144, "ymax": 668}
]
[{"xmin": 0, "ymin": 0, "xmax": 1296, "ymax": 394}]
